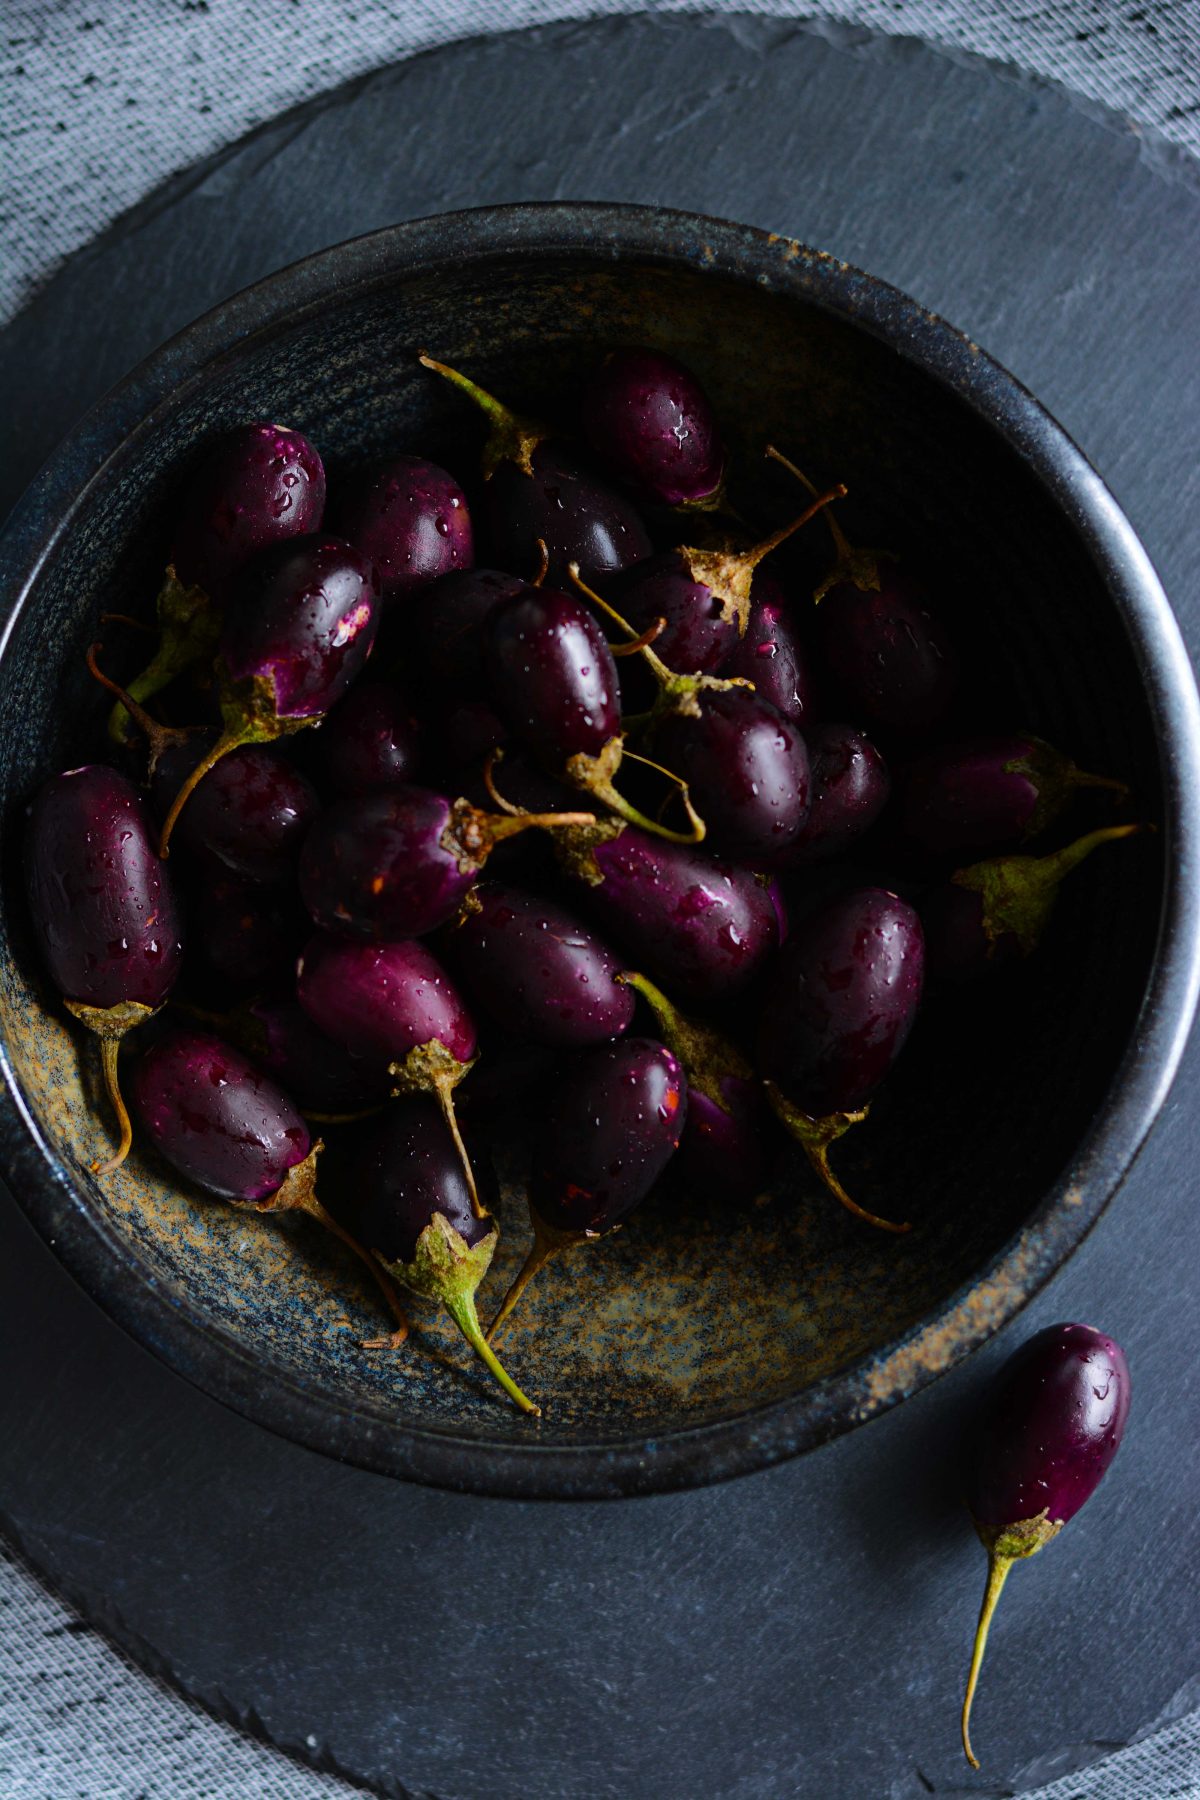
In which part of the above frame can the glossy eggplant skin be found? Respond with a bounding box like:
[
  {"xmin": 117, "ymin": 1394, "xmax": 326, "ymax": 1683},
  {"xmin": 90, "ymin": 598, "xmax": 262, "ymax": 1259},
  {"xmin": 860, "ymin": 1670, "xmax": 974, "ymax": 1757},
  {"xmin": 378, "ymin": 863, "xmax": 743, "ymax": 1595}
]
[
  {"xmin": 151, "ymin": 740, "xmax": 319, "ymax": 882},
  {"xmin": 449, "ymin": 882, "xmax": 635, "ymax": 1047},
  {"xmin": 298, "ymin": 787, "xmax": 472, "ymax": 942},
  {"xmin": 131, "ymin": 1027, "xmax": 310, "ymax": 1202},
  {"xmin": 566, "ymin": 827, "xmax": 784, "ymax": 1004},
  {"xmin": 247, "ymin": 996, "xmax": 389, "ymax": 1112},
  {"xmin": 485, "ymin": 443, "xmax": 652, "ymax": 588},
  {"xmin": 673, "ymin": 1079, "xmax": 771, "ymax": 1205},
  {"xmin": 171, "ymin": 423, "xmax": 326, "ymax": 594},
  {"xmin": 349, "ymin": 1099, "xmax": 493, "ymax": 1265},
  {"xmin": 296, "ymin": 933, "xmax": 477, "ymax": 1067},
  {"xmin": 412, "ymin": 567, "xmax": 526, "ymax": 694},
  {"xmin": 531, "ymin": 1038, "xmax": 687, "ymax": 1234},
  {"xmin": 653, "ymin": 687, "xmax": 811, "ymax": 862},
  {"xmin": 219, "ymin": 534, "xmax": 381, "ymax": 720},
  {"xmin": 580, "ymin": 347, "xmax": 725, "ymax": 508},
  {"xmin": 817, "ymin": 563, "xmax": 957, "ymax": 735},
  {"xmin": 896, "ymin": 734, "xmax": 1116, "ymax": 858},
  {"xmin": 333, "ymin": 456, "xmax": 472, "ymax": 605},
  {"xmin": 757, "ymin": 886, "xmax": 925, "ymax": 1114},
  {"xmin": 968, "ymin": 1323, "xmax": 1131, "ymax": 1531},
  {"xmin": 773, "ymin": 724, "xmax": 890, "ymax": 866},
  {"xmin": 25, "ymin": 765, "xmax": 184, "ymax": 1011},
  {"xmin": 484, "ymin": 586, "xmax": 622, "ymax": 765},
  {"xmin": 319, "ymin": 678, "xmax": 422, "ymax": 797},
  {"xmin": 615, "ymin": 552, "xmax": 739, "ymax": 676},
  {"xmin": 720, "ymin": 571, "xmax": 816, "ymax": 726}
]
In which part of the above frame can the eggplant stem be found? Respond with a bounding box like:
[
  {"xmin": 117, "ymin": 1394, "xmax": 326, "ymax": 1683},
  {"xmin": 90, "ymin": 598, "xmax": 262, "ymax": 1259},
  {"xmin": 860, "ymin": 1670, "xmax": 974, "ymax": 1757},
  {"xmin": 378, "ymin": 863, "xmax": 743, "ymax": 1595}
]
[
  {"xmin": 1069, "ymin": 768, "xmax": 1130, "ymax": 800},
  {"xmin": 486, "ymin": 808, "xmax": 598, "ymax": 844},
  {"xmin": 1039, "ymin": 822, "xmax": 1140, "ymax": 884},
  {"xmin": 578, "ymin": 748, "xmax": 706, "ymax": 845},
  {"xmin": 430, "ymin": 1069, "xmax": 482, "ymax": 1218},
  {"xmin": 91, "ymin": 1037, "xmax": 133, "ymax": 1175},
  {"xmin": 99, "ymin": 612, "xmax": 154, "ymax": 634},
  {"xmin": 765, "ymin": 445, "xmax": 854, "ymax": 562},
  {"xmin": 611, "ymin": 617, "xmax": 665, "ymax": 656},
  {"xmin": 86, "ymin": 643, "xmax": 191, "ymax": 769},
  {"xmin": 961, "ymin": 1549, "xmax": 1014, "ymax": 1769},
  {"xmin": 486, "ymin": 1222, "xmax": 565, "ymax": 1343},
  {"xmin": 158, "ymin": 725, "xmax": 248, "ymax": 856},
  {"xmin": 532, "ymin": 537, "xmax": 550, "ymax": 588},
  {"xmin": 279, "ymin": 1183, "xmax": 410, "ymax": 1343},
  {"xmin": 567, "ymin": 564, "xmax": 675, "ymax": 688},
  {"xmin": 482, "ymin": 749, "xmax": 522, "ymax": 816},
  {"xmin": 804, "ymin": 1135, "xmax": 911, "ymax": 1234},
  {"xmin": 764, "ymin": 1083, "xmax": 911, "ymax": 1233},
  {"xmin": 443, "ymin": 1286, "xmax": 540, "ymax": 1414},
  {"xmin": 738, "ymin": 482, "xmax": 848, "ymax": 571}
]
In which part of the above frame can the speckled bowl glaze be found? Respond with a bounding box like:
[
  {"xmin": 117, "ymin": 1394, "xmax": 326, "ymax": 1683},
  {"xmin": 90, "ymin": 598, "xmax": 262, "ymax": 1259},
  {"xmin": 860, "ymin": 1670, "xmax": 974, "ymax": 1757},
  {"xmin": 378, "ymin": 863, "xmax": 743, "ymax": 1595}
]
[{"xmin": 2, "ymin": 204, "xmax": 1198, "ymax": 1500}]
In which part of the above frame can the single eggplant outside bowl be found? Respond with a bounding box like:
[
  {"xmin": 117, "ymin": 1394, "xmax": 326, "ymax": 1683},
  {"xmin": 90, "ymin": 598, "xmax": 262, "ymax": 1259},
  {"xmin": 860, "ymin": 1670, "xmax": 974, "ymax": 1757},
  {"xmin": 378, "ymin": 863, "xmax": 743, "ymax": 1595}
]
[{"xmin": 0, "ymin": 205, "xmax": 1197, "ymax": 1500}]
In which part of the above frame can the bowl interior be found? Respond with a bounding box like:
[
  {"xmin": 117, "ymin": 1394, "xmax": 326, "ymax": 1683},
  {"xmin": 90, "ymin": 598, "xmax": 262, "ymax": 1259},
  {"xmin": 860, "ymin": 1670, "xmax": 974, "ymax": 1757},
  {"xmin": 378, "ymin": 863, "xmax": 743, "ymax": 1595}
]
[{"xmin": 0, "ymin": 232, "xmax": 1164, "ymax": 1482}]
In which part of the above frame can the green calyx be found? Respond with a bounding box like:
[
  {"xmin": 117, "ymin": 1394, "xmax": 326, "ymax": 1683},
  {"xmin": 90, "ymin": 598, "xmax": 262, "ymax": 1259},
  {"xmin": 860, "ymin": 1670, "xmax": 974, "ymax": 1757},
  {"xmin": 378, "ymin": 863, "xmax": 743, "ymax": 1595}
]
[
  {"xmin": 388, "ymin": 1039, "xmax": 482, "ymax": 1219},
  {"xmin": 439, "ymin": 796, "xmax": 598, "ymax": 875},
  {"xmin": 953, "ymin": 823, "xmax": 1141, "ymax": 957},
  {"xmin": 418, "ymin": 352, "xmax": 548, "ymax": 480},
  {"xmin": 551, "ymin": 815, "xmax": 627, "ymax": 887},
  {"xmin": 764, "ymin": 1082, "xmax": 910, "ymax": 1233},
  {"xmin": 106, "ymin": 567, "xmax": 219, "ymax": 748},
  {"xmin": 377, "ymin": 1214, "xmax": 540, "ymax": 1415},
  {"xmin": 619, "ymin": 970, "xmax": 750, "ymax": 1112},
  {"xmin": 680, "ymin": 478, "xmax": 847, "ymax": 632},
  {"xmin": 1003, "ymin": 736, "xmax": 1130, "ymax": 839},
  {"xmin": 961, "ymin": 1508, "xmax": 1063, "ymax": 1769},
  {"xmin": 566, "ymin": 735, "xmax": 707, "ymax": 845}
]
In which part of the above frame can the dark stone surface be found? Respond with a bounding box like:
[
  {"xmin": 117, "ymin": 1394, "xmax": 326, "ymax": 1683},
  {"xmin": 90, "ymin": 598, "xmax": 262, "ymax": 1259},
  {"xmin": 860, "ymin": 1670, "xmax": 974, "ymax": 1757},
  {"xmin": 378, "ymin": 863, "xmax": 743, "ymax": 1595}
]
[{"xmin": 1, "ymin": 15, "xmax": 1198, "ymax": 1798}]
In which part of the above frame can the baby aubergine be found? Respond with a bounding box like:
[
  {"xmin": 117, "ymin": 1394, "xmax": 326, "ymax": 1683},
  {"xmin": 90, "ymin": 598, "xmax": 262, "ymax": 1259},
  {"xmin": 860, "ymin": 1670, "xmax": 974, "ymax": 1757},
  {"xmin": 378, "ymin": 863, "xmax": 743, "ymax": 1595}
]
[
  {"xmin": 25, "ymin": 765, "xmax": 183, "ymax": 1171},
  {"xmin": 757, "ymin": 886, "xmax": 924, "ymax": 1230}
]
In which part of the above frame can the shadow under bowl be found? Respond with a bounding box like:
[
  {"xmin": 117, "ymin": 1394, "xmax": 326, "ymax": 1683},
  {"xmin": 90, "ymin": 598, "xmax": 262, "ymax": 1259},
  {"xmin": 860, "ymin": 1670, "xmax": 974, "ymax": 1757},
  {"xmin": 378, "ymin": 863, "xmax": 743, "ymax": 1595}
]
[{"xmin": 1, "ymin": 203, "xmax": 1197, "ymax": 1499}]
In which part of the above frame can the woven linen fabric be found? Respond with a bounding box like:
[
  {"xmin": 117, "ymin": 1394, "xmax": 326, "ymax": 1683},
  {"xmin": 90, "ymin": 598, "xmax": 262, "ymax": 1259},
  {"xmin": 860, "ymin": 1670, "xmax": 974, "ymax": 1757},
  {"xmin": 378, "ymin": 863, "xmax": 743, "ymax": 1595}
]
[
  {"xmin": 2, "ymin": 4, "xmax": 1200, "ymax": 1798},
  {"xmin": 3, "ymin": 0, "xmax": 1200, "ymax": 325}
]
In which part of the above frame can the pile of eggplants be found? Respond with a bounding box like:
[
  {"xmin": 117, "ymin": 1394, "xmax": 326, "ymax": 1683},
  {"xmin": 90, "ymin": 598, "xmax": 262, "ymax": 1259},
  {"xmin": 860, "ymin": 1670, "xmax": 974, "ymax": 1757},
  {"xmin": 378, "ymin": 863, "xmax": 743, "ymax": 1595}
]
[{"xmin": 25, "ymin": 351, "xmax": 1140, "ymax": 1425}]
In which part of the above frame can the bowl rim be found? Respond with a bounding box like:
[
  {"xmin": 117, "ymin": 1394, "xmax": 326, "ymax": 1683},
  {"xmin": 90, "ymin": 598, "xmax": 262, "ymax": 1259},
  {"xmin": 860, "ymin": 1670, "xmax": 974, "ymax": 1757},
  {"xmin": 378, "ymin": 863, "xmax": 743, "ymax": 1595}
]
[{"xmin": 2, "ymin": 200, "xmax": 1198, "ymax": 1501}]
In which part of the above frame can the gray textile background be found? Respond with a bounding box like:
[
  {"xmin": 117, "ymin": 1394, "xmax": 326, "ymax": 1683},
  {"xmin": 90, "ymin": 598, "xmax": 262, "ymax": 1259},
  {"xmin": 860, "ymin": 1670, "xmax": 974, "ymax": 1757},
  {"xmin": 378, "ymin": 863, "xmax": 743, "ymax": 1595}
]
[{"xmin": 2, "ymin": 3, "xmax": 1199, "ymax": 1797}]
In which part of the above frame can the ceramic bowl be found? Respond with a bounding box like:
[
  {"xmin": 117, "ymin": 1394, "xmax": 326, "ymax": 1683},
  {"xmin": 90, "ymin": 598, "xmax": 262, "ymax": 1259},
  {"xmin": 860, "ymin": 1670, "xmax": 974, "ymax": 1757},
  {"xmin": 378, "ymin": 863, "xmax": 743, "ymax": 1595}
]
[{"xmin": 2, "ymin": 204, "xmax": 1197, "ymax": 1498}]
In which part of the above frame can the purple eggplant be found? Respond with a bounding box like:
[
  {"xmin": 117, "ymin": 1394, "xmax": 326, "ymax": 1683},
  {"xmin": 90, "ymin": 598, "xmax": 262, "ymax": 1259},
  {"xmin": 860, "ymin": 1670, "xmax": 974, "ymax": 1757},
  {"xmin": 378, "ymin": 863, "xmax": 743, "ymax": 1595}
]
[
  {"xmin": 613, "ymin": 483, "xmax": 842, "ymax": 677},
  {"xmin": 449, "ymin": 882, "xmax": 635, "ymax": 1047},
  {"xmin": 758, "ymin": 886, "xmax": 924, "ymax": 1230},
  {"xmin": 348, "ymin": 1101, "xmax": 538, "ymax": 1413},
  {"xmin": 150, "ymin": 738, "xmax": 318, "ymax": 882},
  {"xmin": 319, "ymin": 677, "xmax": 422, "ymax": 797},
  {"xmin": 296, "ymin": 933, "xmax": 481, "ymax": 1210},
  {"xmin": 132, "ymin": 1027, "xmax": 406, "ymax": 1340},
  {"xmin": 487, "ymin": 1037, "xmax": 687, "ymax": 1339},
  {"xmin": 580, "ymin": 346, "xmax": 726, "ymax": 510},
  {"xmin": 921, "ymin": 824, "xmax": 1140, "ymax": 985},
  {"xmin": 411, "ymin": 566, "xmax": 526, "ymax": 694},
  {"xmin": 897, "ymin": 733, "xmax": 1129, "ymax": 858},
  {"xmin": 157, "ymin": 534, "xmax": 381, "ymax": 854},
  {"xmin": 719, "ymin": 570, "xmax": 817, "ymax": 725},
  {"xmin": 484, "ymin": 583, "xmax": 702, "ymax": 842},
  {"xmin": 961, "ymin": 1323, "xmax": 1130, "ymax": 1768},
  {"xmin": 192, "ymin": 870, "xmax": 306, "ymax": 990},
  {"xmin": 769, "ymin": 447, "xmax": 957, "ymax": 734},
  {"xmin": 107, "ymin": 424, "xmax": 326, "ymax": 746},
  {"xmin": 245, "ymin": 996, "xmax": 389, "ymax": 1115},
  {"xmin": 332, "ymin": 455, "xmax": 472, "ymax": 605},
  {"xmin": 419, "ymin": 354, "xmax": 651, "ymax": 586},
  {"xmin": 652, "ymin": 685, "xmax": 811, "ymax": 862},
  {"xmin": 771, "ymin": 723, "xmax": 890, "ymax": 866},
  {"xmin": 24, "ymin": 765, "xmax": 183, "ymax": 1171},
  {"xmin": 620, "ymin": 971, "xmax": 772, "ymax": 1202},
  {"xmin": 297, "ymin": 784, "xmax": 596, "ymax": 942},
  {"xmin": 558, "ymin": 823, "xmax": 785, "ymax": 1004}
]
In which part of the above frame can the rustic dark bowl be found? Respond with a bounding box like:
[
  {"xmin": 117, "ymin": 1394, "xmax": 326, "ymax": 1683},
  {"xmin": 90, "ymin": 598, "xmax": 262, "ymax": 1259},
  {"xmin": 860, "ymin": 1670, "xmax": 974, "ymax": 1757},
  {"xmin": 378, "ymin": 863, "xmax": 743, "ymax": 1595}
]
[{"xmin": 1, "ymin": 204, "xmax": 1197, "ymax": 1500}]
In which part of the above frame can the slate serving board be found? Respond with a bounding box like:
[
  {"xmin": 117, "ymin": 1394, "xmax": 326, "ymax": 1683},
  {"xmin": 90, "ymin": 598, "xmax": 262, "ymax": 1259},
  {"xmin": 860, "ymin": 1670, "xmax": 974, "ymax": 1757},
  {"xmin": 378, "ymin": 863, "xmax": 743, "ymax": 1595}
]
[{"xmin": 2, "ymin": 16, "xmax": 1199, "ymax": 1798}]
